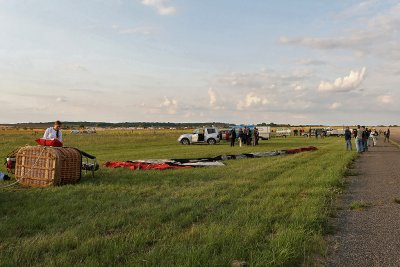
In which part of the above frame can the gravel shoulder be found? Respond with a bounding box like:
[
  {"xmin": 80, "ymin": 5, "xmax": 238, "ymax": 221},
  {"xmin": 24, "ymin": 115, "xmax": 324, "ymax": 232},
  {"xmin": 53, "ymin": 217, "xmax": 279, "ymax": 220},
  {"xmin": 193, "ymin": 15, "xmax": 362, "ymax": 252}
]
[{"xmin": 326, "ymin": 135, "xmax": 400, "ymax": 266}]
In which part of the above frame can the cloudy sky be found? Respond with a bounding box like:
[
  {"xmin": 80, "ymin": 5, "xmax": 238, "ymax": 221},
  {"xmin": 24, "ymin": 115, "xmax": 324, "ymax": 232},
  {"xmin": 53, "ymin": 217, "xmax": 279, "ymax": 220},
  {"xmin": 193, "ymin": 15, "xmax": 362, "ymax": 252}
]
[{"xmin": 1, "ymin": 0, "xmax": 399, "ymax": 125}]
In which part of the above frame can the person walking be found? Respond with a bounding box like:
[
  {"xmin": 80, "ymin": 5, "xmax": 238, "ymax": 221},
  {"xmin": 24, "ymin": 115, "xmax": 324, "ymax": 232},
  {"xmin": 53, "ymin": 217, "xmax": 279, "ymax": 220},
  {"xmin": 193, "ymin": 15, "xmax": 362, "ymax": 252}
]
[
  {"xmin": 356, "ymin": 125, "xmax": 364, "ymax": 153},
  {"xmin": 230, "ymin": 128, "xmax": 236, "ymax": 147},
  {"xmin": 363, "ymin": 127, "xmax": 369, "ymax": 152},
  {"xmin": 344, "ymin": 127, "xmax": 352, "ymax": 151},
  {"xmin": 370, "ymin": 129, "xmax": 377, "ymax": 146},
  {"xmin": 385, "ymin": 128, "xmax": 390, "ymax": 142},
  {"xmin": 367, "ymin": 129, "xmax": 373, "ymax": 147}
]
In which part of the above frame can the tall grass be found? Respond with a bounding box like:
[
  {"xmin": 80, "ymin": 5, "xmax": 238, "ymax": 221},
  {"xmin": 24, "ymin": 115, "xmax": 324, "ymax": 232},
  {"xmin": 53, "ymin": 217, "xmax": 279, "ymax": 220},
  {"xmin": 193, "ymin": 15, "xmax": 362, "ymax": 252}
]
[{"xmin": 0, "ymin": 131, "xmax": 356, "ymax": 266}]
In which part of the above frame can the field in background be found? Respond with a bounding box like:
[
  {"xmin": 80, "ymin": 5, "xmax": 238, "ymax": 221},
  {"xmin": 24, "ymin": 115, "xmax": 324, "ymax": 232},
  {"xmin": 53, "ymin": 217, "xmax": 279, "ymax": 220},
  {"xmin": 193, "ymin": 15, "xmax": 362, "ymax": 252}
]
[{"xmin": 0, "ymin": 130, "xmax": 357, "ymax": 266}]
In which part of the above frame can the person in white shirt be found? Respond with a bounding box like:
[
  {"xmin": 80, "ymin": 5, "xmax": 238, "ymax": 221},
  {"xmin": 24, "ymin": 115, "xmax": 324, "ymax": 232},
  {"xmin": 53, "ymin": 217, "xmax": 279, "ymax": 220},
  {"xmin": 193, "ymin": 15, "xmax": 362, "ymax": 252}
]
[{"xmin": 43, "ymin": 120, "xmax": 63, "ymax": 142}]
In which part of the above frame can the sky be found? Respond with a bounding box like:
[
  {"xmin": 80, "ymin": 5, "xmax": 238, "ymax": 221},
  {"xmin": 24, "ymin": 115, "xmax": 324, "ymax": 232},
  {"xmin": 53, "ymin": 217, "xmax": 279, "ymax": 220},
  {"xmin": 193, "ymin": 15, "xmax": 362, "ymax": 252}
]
[{"xmin": 1, "ymin": 0, "xmax": 399, "ymax": 125}]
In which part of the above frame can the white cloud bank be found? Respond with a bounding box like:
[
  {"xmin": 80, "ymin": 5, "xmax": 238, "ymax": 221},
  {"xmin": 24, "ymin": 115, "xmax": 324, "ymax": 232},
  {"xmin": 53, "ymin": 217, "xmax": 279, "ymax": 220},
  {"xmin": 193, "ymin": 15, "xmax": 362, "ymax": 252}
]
[
  {"xmin": 378, "ymin": 95, "xmax": 393, "ymax": 104},
  {"xmin": 237, "ymin": 92, "xmax": 268, "ymax": 110},
  {"xmin": 329, "ymin": 102, "xmax": 342, "ymax": 110},
  {"xmin": 318, "ymin": 67, "xmax": 366, "ymax": 92},
  {"xmin": 207, "ymin": 87, "xmax": 224, "ymax": 110},
  {"xmin": 208, "ymin": 88, "xmax": 216, "ymax": 106},
  {"xmin": 280, "ymin": 3, "xmax": 400, "ymax": 61},
  {"xmin": 161, "ymin": 96, "xmax": 178, "ymax": 114},
  {"xmin": 141, "ymin": 0, "xmax": 176, "ymax": 15}
]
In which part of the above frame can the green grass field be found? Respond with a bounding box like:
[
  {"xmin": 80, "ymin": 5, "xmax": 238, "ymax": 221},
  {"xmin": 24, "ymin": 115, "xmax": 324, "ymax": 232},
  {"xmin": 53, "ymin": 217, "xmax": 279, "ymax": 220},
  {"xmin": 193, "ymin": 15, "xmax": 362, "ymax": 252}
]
[{"xmin": 0, "ymin": 130, "xmax": 357, "ymax": 266}]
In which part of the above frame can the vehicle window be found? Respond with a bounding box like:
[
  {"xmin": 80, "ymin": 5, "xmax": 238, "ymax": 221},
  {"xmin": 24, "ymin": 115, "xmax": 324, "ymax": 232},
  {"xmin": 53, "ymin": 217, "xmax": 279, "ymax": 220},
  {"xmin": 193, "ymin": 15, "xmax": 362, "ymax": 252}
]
[
  {"xmin": 193, "ymin": 129, "xmax": 199, "ymax": 134},
  {"xmin": 207, "ymin": 128, "xmax": 216, "ymax": 134}
]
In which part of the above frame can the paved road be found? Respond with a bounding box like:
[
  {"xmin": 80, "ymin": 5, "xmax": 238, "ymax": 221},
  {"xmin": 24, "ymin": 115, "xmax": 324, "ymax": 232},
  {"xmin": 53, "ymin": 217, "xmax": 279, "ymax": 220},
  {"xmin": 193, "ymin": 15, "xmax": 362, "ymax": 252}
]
[{"xmin": 327, "ymin": 137, "xmax": 400, "ymax": 266}]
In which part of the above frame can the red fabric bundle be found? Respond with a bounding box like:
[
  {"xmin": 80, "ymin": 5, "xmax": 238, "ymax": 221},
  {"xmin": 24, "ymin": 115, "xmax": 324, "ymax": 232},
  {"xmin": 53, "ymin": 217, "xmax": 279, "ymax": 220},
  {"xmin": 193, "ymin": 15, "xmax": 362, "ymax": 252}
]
[
  {"xmin": 103, "ymin": 161, "xmax": 192, "ymax": 170},
  {"xmin": 286, "ymin": 146, "xmax": 317, "ymax": 154},
  {"xmin": 35, "ymin": 138, "xmax": 63, "ymax": 147}
]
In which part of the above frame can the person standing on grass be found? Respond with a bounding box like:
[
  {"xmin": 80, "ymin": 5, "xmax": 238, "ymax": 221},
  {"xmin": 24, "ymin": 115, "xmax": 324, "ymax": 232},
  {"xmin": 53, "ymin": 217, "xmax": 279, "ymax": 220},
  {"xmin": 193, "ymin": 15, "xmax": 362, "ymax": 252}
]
[
  {"xmin": 230, "ymin": 128, "xmax": 236, "ymax": 147},
  {"xmin": 238, "ymin": 128, "xmax": 243, "ymax": 147},
  {"xmin": 252, "ymin": 128, "xmax": 256, "ymax": 146},
  {"xmin": 248, "ymin": 128, "xmax": 252, "ymax": 146},
  {"xmin": 43, "ymin": 120, "xmax": 63, "ymax": 142},
  {"xmin": 344, "ymin": 127, "xmax": 352, "ymax": 151},
  {"xmin": 353, "ymin": 128, "xmax": 358, "ymax": 151},
  {"xmin": 356, "ymin": 125, "xmax": 364, "ymax": 153},
  {"xmin": 254, "ymin": 128, "xmax": 259, "ymax": 146},
  {"xmin": 245, "ymin": 127, "xmax": 250, "ymax": 146}
]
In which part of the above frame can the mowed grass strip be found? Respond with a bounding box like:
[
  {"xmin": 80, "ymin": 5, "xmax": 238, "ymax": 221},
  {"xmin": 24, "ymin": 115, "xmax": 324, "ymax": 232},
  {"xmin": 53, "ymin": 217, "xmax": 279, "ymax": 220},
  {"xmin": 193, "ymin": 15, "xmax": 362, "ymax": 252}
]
[{"xmin": 0, "ymin": 131, "xmax": 356, "ymax": 266}]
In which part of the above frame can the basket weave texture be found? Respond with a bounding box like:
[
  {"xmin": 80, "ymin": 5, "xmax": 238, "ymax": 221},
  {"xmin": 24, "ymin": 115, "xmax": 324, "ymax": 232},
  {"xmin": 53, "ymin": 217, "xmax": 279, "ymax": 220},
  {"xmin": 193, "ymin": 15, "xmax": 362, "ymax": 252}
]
[{"xmin": 15, "ymin": 146, "xmax": 82, "ymax": 187}]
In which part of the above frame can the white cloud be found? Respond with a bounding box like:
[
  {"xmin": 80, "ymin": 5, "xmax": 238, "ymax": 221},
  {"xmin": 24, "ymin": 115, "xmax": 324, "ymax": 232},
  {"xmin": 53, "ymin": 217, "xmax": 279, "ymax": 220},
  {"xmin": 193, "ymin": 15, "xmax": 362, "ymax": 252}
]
[
  {"xmin": 207, "ymin": 87, "xmax": 225, "ymax": 110},
  {"xmin": 141, "ymin": 0, "xmax": 176, "ymax": 15},
  {"xmin": 208, "ymin": 87, "xmax": 216, "ymax": 106},
  {"xmin": 329, "ymin": 102, "xmax": 342, "ymax": 109},
  {"xmin": 280, "ymin": 3, "xmax": 400, "ymax": 60},
  {"xmin": 160, "ymin": 96, "xmax": 178, "ymax": 114},
  {"xmin": 378, "ymin": 95, "xmax": 393, "ymax": 104},
  {"xmin": 237, "ymin": 92, "xmax": 268, "ymax": 110},
  {"xmin": 318, "ymin": 67, "xmax": 366, "ymax": 92},
  {"xmin": 56, "ymin": 97, "xmax": 67, "ymax": 103},
  {"xmin": 337, "ymin": 0, "xmax": 380, "ymax": 19},
  {"xmin": 291, "ymin": 83, "xmax": 303, "ymax": 91},
  {"xmin": 279, "ymin": 36, "xmax": 357, "ymax": 50}
]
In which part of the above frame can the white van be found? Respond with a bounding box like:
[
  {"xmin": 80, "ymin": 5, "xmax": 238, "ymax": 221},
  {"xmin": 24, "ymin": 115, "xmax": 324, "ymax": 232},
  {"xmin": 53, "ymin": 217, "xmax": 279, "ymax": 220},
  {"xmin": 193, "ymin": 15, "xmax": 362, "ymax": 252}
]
[{"xmin": 257, "ymin": 126, "xmax": 271, "ymax": 140}]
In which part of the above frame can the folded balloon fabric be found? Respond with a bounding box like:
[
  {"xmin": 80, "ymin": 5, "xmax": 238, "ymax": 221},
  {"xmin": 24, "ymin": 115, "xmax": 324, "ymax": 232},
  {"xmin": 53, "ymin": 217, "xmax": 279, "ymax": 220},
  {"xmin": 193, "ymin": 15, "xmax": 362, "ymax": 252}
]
[{"xmin": 103, "ymin": 146, "xmax": 317, "ymax": 171}]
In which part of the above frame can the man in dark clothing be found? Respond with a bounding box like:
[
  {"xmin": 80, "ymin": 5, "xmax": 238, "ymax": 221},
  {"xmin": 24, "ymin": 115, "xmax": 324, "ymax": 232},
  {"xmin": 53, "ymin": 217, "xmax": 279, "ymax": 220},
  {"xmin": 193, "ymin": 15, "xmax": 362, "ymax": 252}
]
[
  {"xmin": 385, "ymin": 128, "xmax": 390, "ymax": 142},
  {"xmin": 238, "ymin": 128, "xmax": 243, "ymax": 147},
  {"xmin": 254, "ymin": 128, "xmax": 259, "ymax": 146},
  {"xmin": 230, "ymin": 128, "xmax": 236, "ymax": 147},
  {"xmin": 363, "ymin": 127, "xmax": 369, "ymax": 151},
  {"xmin": 344, "ymin": 127, "xmax": 352, "ymax": 151},
  {"xmin": 356, "ymin": 125, "xmax": 364, "ymax": 153}
]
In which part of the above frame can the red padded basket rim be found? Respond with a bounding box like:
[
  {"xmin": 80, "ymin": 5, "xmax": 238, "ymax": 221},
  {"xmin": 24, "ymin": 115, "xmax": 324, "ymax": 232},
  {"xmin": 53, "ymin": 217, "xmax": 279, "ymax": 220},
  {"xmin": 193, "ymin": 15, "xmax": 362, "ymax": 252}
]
[{"xmin": 35, "ymin": 138, "xmax": 63, "ymax": 147}]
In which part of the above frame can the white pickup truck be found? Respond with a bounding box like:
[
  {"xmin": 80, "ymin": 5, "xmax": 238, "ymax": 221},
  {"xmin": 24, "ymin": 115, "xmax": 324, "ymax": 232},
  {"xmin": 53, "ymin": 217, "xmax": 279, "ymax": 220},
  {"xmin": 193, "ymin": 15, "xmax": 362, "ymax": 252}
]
[
  {"xmin": 326, "ymin": 129, "xmax": 345, "ymax": 137},
  {"xmin": 178, "ymin": 127, "xmax": 220, "ymax": 145}
]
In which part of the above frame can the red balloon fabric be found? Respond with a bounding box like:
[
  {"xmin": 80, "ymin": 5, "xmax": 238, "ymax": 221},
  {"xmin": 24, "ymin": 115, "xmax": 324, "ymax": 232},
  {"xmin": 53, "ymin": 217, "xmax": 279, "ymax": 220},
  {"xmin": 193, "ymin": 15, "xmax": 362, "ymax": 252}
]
[
  {"xmin": 285, "ymin": 146, "xmax": 317, "ymax": 154},
  {"xmin": 103, "ymin": 161, "xmax": 192, "ymax": 170},
  {"xmin": 103, "ymin": 146, "xmax": 318, "ymax": 171}
]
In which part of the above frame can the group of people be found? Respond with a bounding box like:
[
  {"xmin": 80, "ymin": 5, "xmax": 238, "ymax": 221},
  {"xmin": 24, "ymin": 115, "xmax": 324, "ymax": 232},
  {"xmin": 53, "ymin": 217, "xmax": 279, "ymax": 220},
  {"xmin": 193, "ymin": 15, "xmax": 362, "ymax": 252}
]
[
  {"xmin": 229, "ymin": 127, "xmax": 259, "ymax": 147},
  {"xmin": 344, "ymin": 125, "xmax": 390, "ymax": 153},
  {"xmin": 292, "ymin": 129, "xmax": 306, "ymax": 136}
]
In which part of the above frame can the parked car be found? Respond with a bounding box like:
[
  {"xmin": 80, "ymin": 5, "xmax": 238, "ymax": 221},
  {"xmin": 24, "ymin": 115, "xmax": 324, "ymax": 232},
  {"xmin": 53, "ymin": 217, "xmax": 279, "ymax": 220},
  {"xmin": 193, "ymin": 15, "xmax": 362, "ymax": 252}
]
[
  {"xmin": 302, "ymin": 128, "xmax": 325, "ymax": 137},
  {"xmin": 274, "ymin": 128, "xmax": 291, "ymax": 137},
  {"xmin": 178, "ymin": 127, "xmax": 220, "ymax": 145}
]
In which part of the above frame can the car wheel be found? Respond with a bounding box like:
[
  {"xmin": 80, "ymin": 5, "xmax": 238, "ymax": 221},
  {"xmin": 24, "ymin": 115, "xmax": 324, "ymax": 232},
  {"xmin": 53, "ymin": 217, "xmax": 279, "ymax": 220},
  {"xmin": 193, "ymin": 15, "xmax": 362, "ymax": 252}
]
[
  {"xmin": 207, "ymin": 138, "xmax": 216, "ymax": 145},
  {"xmin": 181, "ymin": 138, "xmax": 190, "ymax": 145}
]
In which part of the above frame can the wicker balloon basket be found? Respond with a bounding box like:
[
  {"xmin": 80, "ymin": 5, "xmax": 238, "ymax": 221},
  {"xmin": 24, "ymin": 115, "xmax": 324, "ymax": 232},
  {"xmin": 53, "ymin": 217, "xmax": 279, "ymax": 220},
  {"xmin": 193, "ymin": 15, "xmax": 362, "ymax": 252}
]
[{"xmin": 15, "ymin": 146, "xmax": 82, "ymax": 187}]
